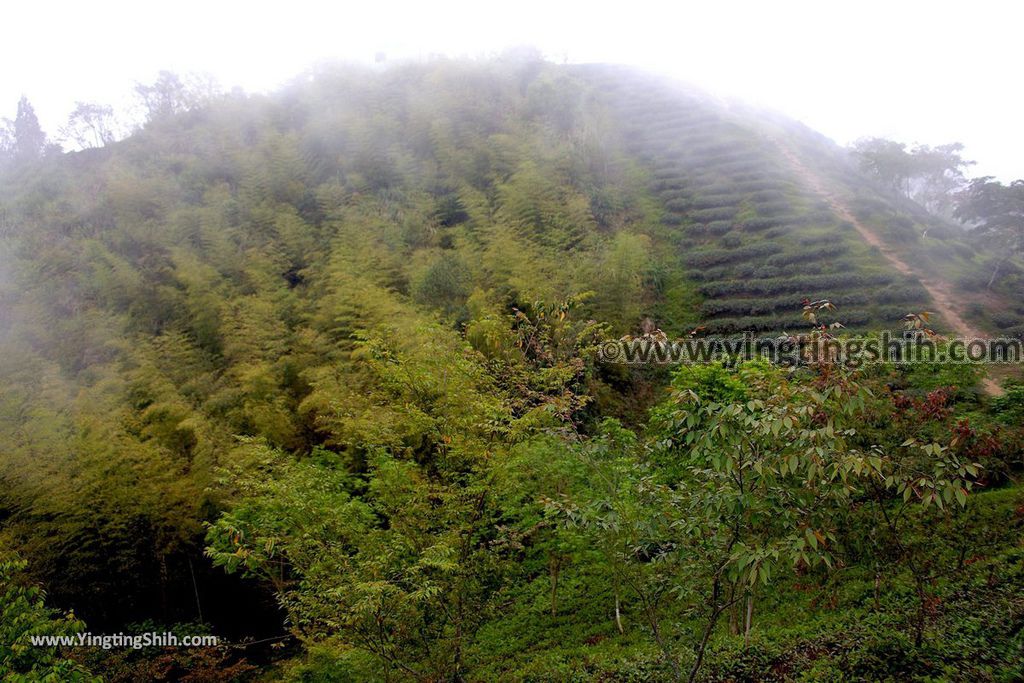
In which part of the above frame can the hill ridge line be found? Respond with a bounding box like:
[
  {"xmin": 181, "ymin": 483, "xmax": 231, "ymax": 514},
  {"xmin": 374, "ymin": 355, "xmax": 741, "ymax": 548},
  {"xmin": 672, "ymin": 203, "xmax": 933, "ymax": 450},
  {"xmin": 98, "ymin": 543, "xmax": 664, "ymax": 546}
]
[{"xmin": 771, "ymin": 140, "xmax": 1002, "ymax": 395}]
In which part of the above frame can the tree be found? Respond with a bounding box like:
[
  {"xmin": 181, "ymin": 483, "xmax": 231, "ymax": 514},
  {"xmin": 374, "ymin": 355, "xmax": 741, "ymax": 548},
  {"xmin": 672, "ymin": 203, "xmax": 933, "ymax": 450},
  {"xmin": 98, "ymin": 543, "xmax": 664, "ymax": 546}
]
[
  {"xmin": 649, "ymin": 359, "xmax": 879, "ymax": 681},
  {"xmin": 6, "ymin": 96, "xmax": 47, "ymax": 162},
  {"xmin": 859, "ymin": 435, "xmax": 983, "ymax": 647},
  {"xmin": 956, "ymin": 177, "xmax": 1024, "ymax": 287},
  {"xmin": 591, "ymin": 232, "xmax": 651, "ymax": 334},
  {"xmin": 853, "ymin": 137, "xmax": 915, "ymax": 197},
  {"xmin": 545, "ymin": 421, "xmax": 691, "ymax": 680},
  {"xmin": 59, "ymin": 102, "xmax": 118, "ymax": 149},
  {"xmin": 134, "ymin": 71, "xmax": 217, "ymax": 122},
  {"xmin": 206, "ymin": 440, "xmax": 513, "ymax": 681},
  {"xmin": 909, "ymin": 142, "xmax": 973, "ymax": 217},
  {"xmin": 852, "ymin": 138, "xmax": 973, "ymax": 216},
  {"xmin": 411, "ymin": 252, "xmax": 472, "ymax": 316},
  {"xmin": 0, "ymin": 123, "xmax": 11, "ymax": 162},
  {"xmin": 208, "ymin": 308, "xmax": 520, "ymax": 680},
  {"xmin": 549, "ymin": 359, "xmax": 875, "ymax": 682}
]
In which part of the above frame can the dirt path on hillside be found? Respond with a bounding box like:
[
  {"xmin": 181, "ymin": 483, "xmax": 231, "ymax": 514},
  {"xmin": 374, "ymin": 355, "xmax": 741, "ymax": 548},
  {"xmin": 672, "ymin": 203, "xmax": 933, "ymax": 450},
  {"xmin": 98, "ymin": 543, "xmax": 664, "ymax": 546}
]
[{"xmin": 773, "ymin": 142, "xmax": 1002, "ymax": 395}]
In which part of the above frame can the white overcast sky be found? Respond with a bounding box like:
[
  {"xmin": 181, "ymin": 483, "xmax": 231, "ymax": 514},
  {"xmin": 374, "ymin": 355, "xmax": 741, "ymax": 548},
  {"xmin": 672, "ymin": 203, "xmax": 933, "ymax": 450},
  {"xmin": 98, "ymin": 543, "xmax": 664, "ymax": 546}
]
[{"xmin": 3, "ymin": 0, "xmax": 1021, "ymax": 180}]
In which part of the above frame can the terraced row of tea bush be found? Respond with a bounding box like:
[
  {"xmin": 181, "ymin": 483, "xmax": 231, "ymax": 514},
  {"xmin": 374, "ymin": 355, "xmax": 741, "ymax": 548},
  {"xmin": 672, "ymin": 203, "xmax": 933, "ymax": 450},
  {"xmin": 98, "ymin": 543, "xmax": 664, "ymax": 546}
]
[
  {"xmin": 578, "ymin": 66, "xmax": 935, "ymax": 334},
  {"xmin": 769, "ymin": 114, "xmax": 1024, "ymax": 338}
]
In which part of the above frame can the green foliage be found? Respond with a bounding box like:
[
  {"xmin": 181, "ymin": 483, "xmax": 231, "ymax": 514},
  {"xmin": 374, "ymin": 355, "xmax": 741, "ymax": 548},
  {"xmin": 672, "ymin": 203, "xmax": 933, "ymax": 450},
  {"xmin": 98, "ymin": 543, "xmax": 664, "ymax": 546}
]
[
  {"xmin": 956, "ymin": 177, "xmax": 1024, "ymax": 289},
  {"xmin": 853, "ymin": 138, "xmax": 973, "ymax": 213},
  {"xmin": 589, "ymin": 231, "xmax": 652, "ymax": 334},
  {"xmin": 664, "ymin": 361, "xmax": 755, "ymax": 403},
  {"xmin": 410, "ymin": 251, "xmax": 473, "ymax": 316},
  {"xmin": 0, "ymin": 553, "xmax": 95, "ymax": 681},
  {"xmin": 0, "ymin": 58, "xmax": 1022, "ymax": 683},
  {"xmin": 901, "ymin": 352, "xmax": 984, "ymax": 399},
  {"xmin": 73, "ymin": 620, "xmax": 257, "ymax": 683},
  {"xmin": 991, "ymin": 382, "xmax": 1024, "ymax": 424}
]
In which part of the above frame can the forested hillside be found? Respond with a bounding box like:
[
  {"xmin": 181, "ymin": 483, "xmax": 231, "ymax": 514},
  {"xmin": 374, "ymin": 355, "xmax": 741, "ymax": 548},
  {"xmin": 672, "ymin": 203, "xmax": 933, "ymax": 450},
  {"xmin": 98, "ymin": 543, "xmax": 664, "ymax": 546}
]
[{"xmin": 1, "ymin": 57, "xmax": 1023, "ymax": 681}]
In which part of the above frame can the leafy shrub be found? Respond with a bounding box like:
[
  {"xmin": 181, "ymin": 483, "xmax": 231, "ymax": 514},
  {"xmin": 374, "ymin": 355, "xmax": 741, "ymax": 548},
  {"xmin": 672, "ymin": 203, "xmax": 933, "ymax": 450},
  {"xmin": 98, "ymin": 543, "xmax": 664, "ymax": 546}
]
[
  {"xmin": 952, "ymin": 242, "xmax": 977, "ymax": 259},
  {"xmin": 874, "ymin": 284, "xmax": 931, "ymax": 304},
  {"xmin": 1, "ymin": 554, "xmax": 93, "ymax": 680},
  {"xmin": 957, "ymin": 272, "xmax": 992, "ymax": 292},
  {"xmin": 664, "ymin": 197, "xmax": 691, "ymax": 213},
  {"xmin": 689, "ymin": 206, "xmax": 738, "ymax": 222},
  {"xmin": 991, "ymin": 383, "xmax": 1024, "ymax": 425},
  {"xmin": 683, "ymin": 242, "xmax": 783, "ymax": 268},
  {"xmin": 700, "ymin": 272, "xmax": 893, "ymax": 298},
  {"xmin": 990, "ymin": 312, "xmax": 1024, "ymax": 329},
  {"xmin": 751, "ymin": 199, "xmax": 793, "ymax": 217},
  {"xmin": 411, "ymin": 252, "xmax": 472, "ymax": 313},
  {"xmin": 720, "ymin": 232, "xmax": 744, "ymax": 248},
  {"xmin": 739, "ymin": 216, "xmax": 779, "ymax": 232},
  {"xmin": 689, "ymin": 193, "xmax": 741, "ymax": 210},
  {"xmin": 766, "ymin": 244, "xmax": 848, "ymax": 267},
  {"xmin": 707, "ymin": 220, "xmax": 735, "ymax": 235},
  {"xmin": 886, "ymin": 215, "xmax": 919, "ymax": 243}
]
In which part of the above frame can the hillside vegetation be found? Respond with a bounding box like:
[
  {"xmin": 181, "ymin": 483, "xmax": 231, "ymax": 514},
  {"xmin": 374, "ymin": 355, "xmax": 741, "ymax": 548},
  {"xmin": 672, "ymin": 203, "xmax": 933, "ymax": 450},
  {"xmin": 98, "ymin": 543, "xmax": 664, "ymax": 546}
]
[{"xmin": 1, "ymin": 57, "xmax": 1022, "ymax": 681}]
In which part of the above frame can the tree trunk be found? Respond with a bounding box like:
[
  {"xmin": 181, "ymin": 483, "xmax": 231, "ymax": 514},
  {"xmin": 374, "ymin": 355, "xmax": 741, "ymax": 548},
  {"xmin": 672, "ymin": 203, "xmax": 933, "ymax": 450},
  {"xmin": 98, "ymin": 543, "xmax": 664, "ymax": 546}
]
[
  {"xmin": 156, "ymin": 541, "xmax": 168, "ymax": 621},
  {"xmin": 914, "ymin": 581, "xmax": 927, "ymax": 648},
  {"xmin": 645, "ymin": 599, "xmax": 681, "ymax": 682},
  {"xmin": 688, "ymin": 578, "xmax": 725, "ymax": 683},
  {"xmin": 454, "ymin": 589, "xmax": 465, "ymax": 681},
  {"xmin": 614, "ymin": 590, "xmax": 624, "ymax": 635},
  {"xmin": 726, "ymin": 581, "xmax": 739, "ymax": 635},
  {"xmin": 188, "ymin": 557, "xmax": 204, "ymax": 624},
  {"xmin": 744, "ymin": 593, "xmax": 754, "ymax": 648}
]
